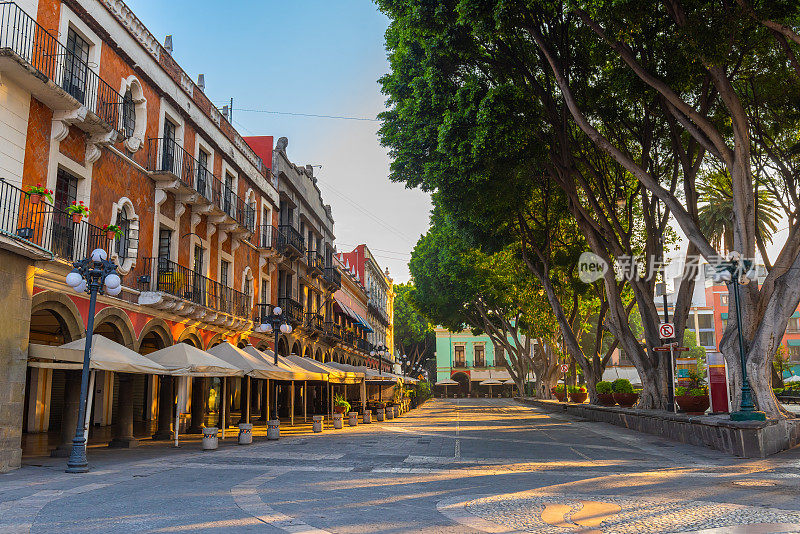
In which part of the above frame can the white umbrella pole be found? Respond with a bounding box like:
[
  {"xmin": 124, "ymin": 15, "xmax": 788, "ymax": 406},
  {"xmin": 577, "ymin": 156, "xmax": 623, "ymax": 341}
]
[
  {"xmin": 291, "ymin": 381, "xmax": 295, "ymax": 426},
  {"xmin": 82, "ymin": 370, "xmax": 96, "ymax": 446},
  {"xmin": 266, "ymin": 379, "xmax": 270, "ymax": 421},
  {"xmin": 245, "ymin": 375, "xmax": 251, "ymax": 424},
  {"xmin": 174, "ymin": 376, "xmax": 181, "ymax": 448},
  {"xmin": 303, "ymin": 380, "xmax": 307, "ymax": 422},
  {"xmin": 221, "ymin": 377, "xmax": 226, "ymax": 439}
]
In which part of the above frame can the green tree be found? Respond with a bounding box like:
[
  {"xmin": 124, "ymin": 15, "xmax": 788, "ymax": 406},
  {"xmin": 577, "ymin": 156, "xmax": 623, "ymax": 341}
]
[{"xmin": 393, "ymin": 282, "xmax": 435, "ymax": 377}]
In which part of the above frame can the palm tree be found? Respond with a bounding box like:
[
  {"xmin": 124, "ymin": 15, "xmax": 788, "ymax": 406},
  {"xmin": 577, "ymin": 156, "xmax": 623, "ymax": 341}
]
[{"xmin": 697, "ymin": 171, "xmax": 780, "ymax": 255}]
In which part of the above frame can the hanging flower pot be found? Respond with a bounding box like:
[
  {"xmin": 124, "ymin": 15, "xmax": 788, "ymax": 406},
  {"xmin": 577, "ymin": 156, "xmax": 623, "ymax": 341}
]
[
  {"xmin": 106, "ymin": 230, "xmax": 116, "ymax": 240},
  {"xmin": 25, "ymin": 184, "xmax": 52, "ymax": 205},
  {"xmin": 102, "ymin": 224, "xmax": 122, "ymax": 241},
  {"xmin": 72, "ymin": 213, "xmax": 83, "ymax": 224},
  {"xmin": 29, "ymin": 194, "xmax": 42, "ymax": 205},
  {"xmin": 66, "ymin": 201, "xmax": 90, "ymax": 224}
]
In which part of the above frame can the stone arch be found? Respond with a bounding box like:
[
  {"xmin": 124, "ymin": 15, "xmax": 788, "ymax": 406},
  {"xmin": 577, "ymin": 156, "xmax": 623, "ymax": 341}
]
[
  {"xmin": 108, "ymin": 196, "xmax": 140, "ymax": 274},
  {"xmin": 277, "ymin": 336, "xmax": 289, "ymax": 357},
  {"xmin": 206, "ymin": 331, "xmax": 228, "ymax": 349},
  {"xmin": 178, "ymin": 328, "xmax": 203, "ymax": 348},
  {"xmin": 241, "ymin": 266, "xmax": 255, "ymax": 310},
  {"xmin": 291, "ymin": 341, "xmax": 302, "ymax": 356},
  {"xmin": 303, "ymin": 345, "xmax": 313, "ymax": 359},
  {"xmin": 450, "ymin": 371, "xmax": 471, "ymax": 396},
  {"xmin": 31, "ymin": 291, "xmax": 85, "ymax": 343},
  {"xmin": 92, "ymin": 307, "xmax": 136, "ymax": 348},
  {"xmin": 118, "ymin": 74, "xmax": 147, "ymax": 152},
  {"xmin": 237, "ymin": 337, "xmax": 249, "ymax": 349},
  {"xmin": 315, "ymin": 349, "xmax": 323, "ymax": 362},
  {"xmin": 136, "ymin": 318, "xmax": 173, "ymax": 352}
]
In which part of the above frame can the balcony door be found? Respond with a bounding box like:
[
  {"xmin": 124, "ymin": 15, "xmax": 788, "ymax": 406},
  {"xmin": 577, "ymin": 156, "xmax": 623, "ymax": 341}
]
[
  {"xmin": 156, "ymin": 228, "xmax": 172, "ymax": 292},
  {"xmin": 223, "ymin": 173, "xmax": 234, "ymax": 217},
  {"xmin": 161, "ymin": 120, "xmax": 176, "ymax": 173},
  {"xmin": 64, "ymin": 28, "xmax": 89, "ymax": 104},
  {"xmin": 192, "ymin": 245, "xmax": 205, "ymax": 306},
  {"xmin": 52, "ymin": 169, "xmax": 78, "ymax": 259},
  {"xmin": 453, "ymin": 345, "xmax": 466, "ymax": 367},
  {"xmin": 196, "ymin": 150, "xmax": 208, "ymax": 197}
]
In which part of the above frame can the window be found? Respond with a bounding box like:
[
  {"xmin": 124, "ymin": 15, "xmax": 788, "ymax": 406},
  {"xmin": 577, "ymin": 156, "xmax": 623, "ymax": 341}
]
[
  {"xmin": 122, "ymin": 89, "xmax": 135, "ymax": 138},
  {"xmin": 220, "ymin": 260, "xmax": 230, "ymax": 287},
  {"xmin": 789, "ymin": 345, "xmax": 800, "ymax": 361},
  {"xmin": 699, "ymin": 331, "xmax": 715, "ymax": 348},
  {"xmin": 64, "ymin": 28, "xmax": 89, "ymax": 103},
  {"xmin": 192, "ymin": 245, "xmax": 205, "ymax": 305},
  {"xmin": 224, "ymin": 173, "xmax": 234, "ymax": 216},
  {"xmin": 719, "ymin": 294, "xmax": 729, "ymax": 306},
  {"xmin": 52, "ymin": 169, "xmax": 78, "ymax": 259},
  {"xmin": 158, "ymin": 230, "xmax": 171, "ymax": 262},
  {"xmin": 721, "ymin": 318, "xmax": 728, "ymax": 330},
  {"xmin": 193, "ymin": 245, "xmax": 204, "ymax": 274},
  {"xmin": 454, "ymin": 345, "xmax": 465, "ymax": 366},
  {"xmin": 197, "ymin": 150, "xmax": 209, "ymax": 197},
  {"xmin": 244, "ymin": 277, "xmax": 252, "ymax": 303},
  {"xmin": 162, "ymin": 119, "xmax": 176, "ymax": 172},
  {"xmin": 788, "ymin": 318, "xmax": 800, "ymax": 333},
  {"xmin": 115, "ymin": 208, "xmax": 130, "ymax": 260},
  {"xmin": 495, "ymin": 345, "xmax": 505, "ymax": 365},
  {"xmin": 474, "ymin": 345, "xmax": 485, "ymax": 367},
  {"xmin": 697, "ymin": 314, "xmax": 713, "ymax": 330},
  {"xmin": 261, "ymin": 278, "xmax": 269, "ymax": 304}
]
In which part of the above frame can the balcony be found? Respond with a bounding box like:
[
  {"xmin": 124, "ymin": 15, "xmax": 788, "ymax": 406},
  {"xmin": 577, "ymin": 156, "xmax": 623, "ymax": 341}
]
[
  {"xmin": 0, "ymin": 179, "xmax": 112, "ymax": 261},
  {"xmin": 306, "ymin": 249, "xmax": 324, "ymax": 276},
  {"xmin": 277, "ymin": 224, "xmax": 305, "ymax": 258},
  {"xmin": 253, "ymin": 302, "xmax": 274, "ymax": 325},
  {"xmin": 278, "ymin": 296, "xmax": 303, "ymax": 325},
  {"xmin": 304, "ymin": 312, "xmax": 324, "ymax": 333},
  {"xmin": 356, "ymin": 337, "xmax": 369, "ymax": 353},
  {"xmin": 324, "ymin": 321, "xmax": 342, "ymax": 342},
  {"xmin": 134, "ymin": 257, "xmax": 250, "ymax": 326},
  {"xmin": 323, "ymin": 266, "xmax": 341, "ymax": 290},
  {"xmin": 0, "ymin": 2, "xmax": 121, "ymax": 135},
  {"xmin": 368, "ymin": 298, "xmax": 390, "ymax": 326},
  {"xmin": 453, "ymin": 361, "xmax": 469, "ymax": 369},
  {"xmin": 147, "ymin": 138, "xmax": 256, "ymax": 234},
  {"xmin": 255, "ymin": 224, "xmax": 277, "ymax": 250}
]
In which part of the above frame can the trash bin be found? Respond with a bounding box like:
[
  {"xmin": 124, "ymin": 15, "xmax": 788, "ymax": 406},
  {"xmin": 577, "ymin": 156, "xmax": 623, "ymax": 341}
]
[
  {"xmin": 267, "ymin": 419, "xmax": 280, "ymax": 440},
  {"xmin": 386, "ymin": 406, "xmax": 394, "ymax": 420},
  {"xmin": 202, "ymin": 427, "xmax": 218, "ymax": 450},
  {"xmin": 375, "ymin": 408, "xmax": 385, "ymax": 422},
  {"xmin": 238, "ymin": 423, "xmax": 253, "ymax": 445},
  {"xmin": 313, "ymin": 415, "xmax": 324, "ymax": 433},
  {"xmin": 348, "ymin": 412, "xmax": 358, "ymax": 426},
  {"xmin": 333, "ymin": 413, "xmax": 343, "ymax": 429},
  {"xmin": 363, "ymin": 410, "xmax": 372, "ymax": 424}
]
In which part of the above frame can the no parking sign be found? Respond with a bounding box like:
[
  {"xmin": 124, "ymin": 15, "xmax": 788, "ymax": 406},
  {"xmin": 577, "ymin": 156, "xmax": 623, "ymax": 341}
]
[{"xmin": 659, "ymin": 322, "xmax": 674, "ymax": 339}]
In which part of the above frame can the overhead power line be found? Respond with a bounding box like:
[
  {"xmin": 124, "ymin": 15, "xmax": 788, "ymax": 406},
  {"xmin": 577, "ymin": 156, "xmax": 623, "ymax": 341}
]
[{"xmin": 213, "ymin": 102, "xmax": 380, "ymax": 122}]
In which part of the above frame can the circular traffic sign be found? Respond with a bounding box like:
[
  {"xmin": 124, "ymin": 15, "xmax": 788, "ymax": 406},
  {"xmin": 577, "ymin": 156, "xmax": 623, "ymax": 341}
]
[
  {"xmin": 559, "ymin": 364, "xmax": 569, "ymax": 373},
  {"xmin": 659, "ymin": 322, "xmax": 674, "ymax": 339}
]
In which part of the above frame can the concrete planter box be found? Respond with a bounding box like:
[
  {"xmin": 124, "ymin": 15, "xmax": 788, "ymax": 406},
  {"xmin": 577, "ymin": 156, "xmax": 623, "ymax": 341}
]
[
  {"xmin": 333, "ymin": 413, "xmax": 343, "ymax": 429},
  {"xmin": 363, "ymin": 410, "xmax": 372, "ymax": 424},
  {"xmin": 375, "ymin": 408, "xmax": 385, "ymax": 422},
  {"xmin": 515, "ymin": 397, "xmax": 800, "ymax": 458},
  {"xmin": 385, "ymin": 406, "xmax": 394, "ymax": 420},
  {"xmin": 348, "ymin": 412, "xmax": 359, "ymax": 426},
  {"xmin": 313, "ymin": 415, "xmax": 324, "ymax": 433}
]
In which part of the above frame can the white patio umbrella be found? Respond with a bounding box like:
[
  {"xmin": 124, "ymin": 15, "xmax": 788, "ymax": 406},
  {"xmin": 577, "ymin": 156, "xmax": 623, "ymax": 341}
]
[
  {"xmin": 479, "ymin": 378, "xmax": 503, "ymax": 398},
  {"xmin": 785, "ymin": 375, "xmax": 800, "ymax": 383},
  {"xmin": 435, "ymin": 378, "xmax": 458, "ymax": 397}
]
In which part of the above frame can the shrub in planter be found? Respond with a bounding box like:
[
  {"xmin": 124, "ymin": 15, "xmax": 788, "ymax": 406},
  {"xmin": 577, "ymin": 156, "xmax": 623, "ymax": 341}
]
[
  {"xmin": 567, "ymin": 385, "xmax": 588, "ymax": 403},
  {"xmin": 595, "ymin": 381, "xmax": 616, "ymax": 406},
  {"xmin": 611, "ymin": 379, "xmax": 638, "ymax": 407},
  {"xmin": 551, "ymin": 384, "xmax": 566, "ymax": 402},
  {"xmin": 675, "ymin": 386, "xmax": 710, "ymax": 415},
  {"xmin": 333, "ymin": 393, "xmax": 350, "ymax": 414}
]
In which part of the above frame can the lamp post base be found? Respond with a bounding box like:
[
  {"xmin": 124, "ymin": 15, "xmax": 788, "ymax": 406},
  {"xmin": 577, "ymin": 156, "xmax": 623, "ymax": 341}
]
[
  {"xmin": 730, "ymin": 410, "xmax": 766, "ymax": 421},
  {"xmin": 65, "ymin": 437, "xmax": 89, "ymax": 473}
]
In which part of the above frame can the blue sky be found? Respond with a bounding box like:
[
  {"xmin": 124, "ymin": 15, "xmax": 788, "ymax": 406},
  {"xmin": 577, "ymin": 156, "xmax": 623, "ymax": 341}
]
[{"xmin": 126, "ymin": 0, "xmax": 431, "ymax": 282}]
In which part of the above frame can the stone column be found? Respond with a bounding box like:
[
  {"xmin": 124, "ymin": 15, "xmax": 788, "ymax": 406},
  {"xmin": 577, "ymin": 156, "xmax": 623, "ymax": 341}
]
[
  {"xmin": 152, "ymin": 375, "xmax": 173, "ymax": 440},
  {"xmin": 238, "ymin": 376, "xmax": 250, "ymax": 425},
  {"xmin": 188, "ymin": 377, "xmax": 206, "ymax": 433},
  {"xmin": 110, "ymin": 373, "xmax": 138, "ymax": 448},
  {"xmin": 218, "ymin": 378, "xmax": 232, "ymax": 430},
  {"xmin": 51, "ymin": 370, "xmax": 80, "ymax": 457},
  {"xmin": 259, "ymin": 380, "xmax": 268, "ymax": 421}
]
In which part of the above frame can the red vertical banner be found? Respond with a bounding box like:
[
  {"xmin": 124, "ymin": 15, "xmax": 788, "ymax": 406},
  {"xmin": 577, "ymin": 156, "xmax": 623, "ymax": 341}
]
[{"xmin": 707, "ymin": 352, "xmax": 729, "ymax": 414}]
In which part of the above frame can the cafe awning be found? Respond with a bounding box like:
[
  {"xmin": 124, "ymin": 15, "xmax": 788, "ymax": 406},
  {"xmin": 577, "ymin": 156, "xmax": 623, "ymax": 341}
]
[
  {"xmin": 328, "ymin": 362, "xmax": 395, "ymax": 382},
  {"xmin": 242, "ymin": 346, "xmax": 322, "ymax": 381},
  {"xmin": 207, "ymin": 342, "xmax": 298, "ymax": 380},
  {"xmin": 334, "ymin": 297, "xmax": 374, "ymax": 333},
  {"xmin": 28, "ymin": 335, "xmax": 168, "ymax": 374},
  {"xmin": 145, "ymin": 343, "xmax": 243, "ymax": 377},
  {"xmin": 284, "ymin": 354, "xmax": 363, "ymax": 384}
]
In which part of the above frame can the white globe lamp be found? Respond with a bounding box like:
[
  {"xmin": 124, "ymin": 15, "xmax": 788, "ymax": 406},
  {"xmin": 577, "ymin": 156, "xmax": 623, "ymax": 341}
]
[{"xmin": 91, "ymin": 248, "xmax": 108, "ymax": 262}]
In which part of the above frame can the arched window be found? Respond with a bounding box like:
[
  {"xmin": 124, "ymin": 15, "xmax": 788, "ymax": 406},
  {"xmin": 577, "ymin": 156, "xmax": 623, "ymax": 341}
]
[
  {"xmin": 122, "ymin": 88, "xmax": 135, "ymax": 138},
  {"xmin": 116, "ymin": 208, "xmax": 130, "ymax": 260}
]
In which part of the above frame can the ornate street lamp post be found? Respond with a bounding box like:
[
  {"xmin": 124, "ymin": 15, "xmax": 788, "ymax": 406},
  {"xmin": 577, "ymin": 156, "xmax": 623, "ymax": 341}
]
[
  {"xmin": 712, "ymin": 254, "xmax": 765, "ymax": 421},
  {"xmin": 255, "ymin": 307, "xmax": 293, "ymax": 417},
  {"xmin": 64, "ymin": 248, "xmax": 120, "ymax": 473},
  {"xmin": 370, "ymin": 345, "xmax": 387, "ymax": 375}
]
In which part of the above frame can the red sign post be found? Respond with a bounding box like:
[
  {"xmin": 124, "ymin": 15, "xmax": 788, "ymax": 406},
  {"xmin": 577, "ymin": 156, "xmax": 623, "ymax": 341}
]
[{"xmin": 707, "ymin": 352, "xmax": 730, "ymax": 414}]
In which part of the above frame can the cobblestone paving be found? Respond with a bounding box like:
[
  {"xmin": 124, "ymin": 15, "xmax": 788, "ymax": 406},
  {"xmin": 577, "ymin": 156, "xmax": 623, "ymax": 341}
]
[
  {"xmin": 2, "ymin": 398, "xmax": 800, "ymax": 533},
  {"xmin": 465, "ymin": 492, "xmax": 800, "ymax": 533}
]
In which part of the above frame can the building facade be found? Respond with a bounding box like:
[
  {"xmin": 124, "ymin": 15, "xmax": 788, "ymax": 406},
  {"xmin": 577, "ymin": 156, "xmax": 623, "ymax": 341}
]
[
  {"xmin": 0, "ymin": 0, "xmax": 391, "ymax": 472},
  {"xmin": 434, "ymin": 327, "xmax": 513, "ymax": 396}
]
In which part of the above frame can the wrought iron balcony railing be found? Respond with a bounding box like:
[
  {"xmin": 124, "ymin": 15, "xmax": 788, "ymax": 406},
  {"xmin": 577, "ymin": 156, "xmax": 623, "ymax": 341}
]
[
  {"xmin": 147, "ymin": 137, "xmax": 255, "ymax": 232},
  {"xmin": 356, "ymin": 337, "xmax": 370, "ymax": 353},
  {"xmin": 306, "ymin": 249, "xmax": 324, "ymax": 275},
  {"xmin": 0, "ymin": 179, "xmax": 112, "ymax": 262},
  {"xmin": 0, "ymin": 2, "xmax": 121, "ymax": 128},
  {"xmin": 323, "ymin": 266, "xmax": 341, "ymax": 289},
  {"xmin": 254, "ymin": 302, "xmax": 274, "ymax": 325},
  {"xmin": 304, "ymin": 312, "xmax": 324, "ymax": 332},
  {"xmin": 134, "ymin": 257, "xmax": 250, "ymax": 318},
  {"xmin": 277, "ymin": 296, "xmax": 303, "ymax": 324},
  {"xmin": 324, "ymin": 321, "xmax": 342, "ymax": 341},
  {"xmin": 277, "ymin": 224, "xmax": 305, "ymax": 255},
  {"xmin": 255, "ymin": 224, "xmax": 276, "ymax": 249}
]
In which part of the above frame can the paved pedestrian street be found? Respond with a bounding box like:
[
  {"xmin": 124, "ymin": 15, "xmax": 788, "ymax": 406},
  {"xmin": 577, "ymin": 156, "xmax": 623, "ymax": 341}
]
[{"xmin": 3, "ymin": 399, "xmax": 800, "ymax": 533}]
